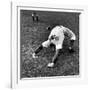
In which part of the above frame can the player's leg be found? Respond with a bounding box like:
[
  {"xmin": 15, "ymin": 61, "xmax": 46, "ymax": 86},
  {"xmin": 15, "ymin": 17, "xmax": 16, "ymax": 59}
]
[
  {"xmin": 69, "ymin": 35, "xmax": 76, "ymax": 52},
  {"xmin": 32, "ymin": 45, "xmax": 43, "ymax": 58},
  {"xmin": 47, "ymin": 49, "xmax": 61, "ymax": 67},
  {"xmin": 32, "ymin": 40, "xmax": 51, "ymax": 58},
  {"xmin": 47, "ymin": 44, "xmax": 62, "ymax": 67},
  {"xmin": 68, "ymin": 40, "xmax": 75, "ymax": 53},
  {"xmin": 32, "ymin": 16, "xmax": 34, "ymax": 21},
  {"xmin": 47, "ymin": 34, "xmax": 64, "ymax": 67},
  {"xmin": 36, "ymin": 16, "xmax": 39, "ymax": 22}
]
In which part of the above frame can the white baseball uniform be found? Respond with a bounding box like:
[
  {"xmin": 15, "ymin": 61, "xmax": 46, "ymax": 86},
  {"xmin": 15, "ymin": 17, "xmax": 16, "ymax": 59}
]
[{"xmin": 42, "ymin": 25, "xmax": 76, "ymax": 50}]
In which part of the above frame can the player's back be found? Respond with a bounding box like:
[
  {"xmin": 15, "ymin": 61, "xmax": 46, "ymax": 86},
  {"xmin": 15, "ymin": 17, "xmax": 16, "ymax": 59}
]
[{"xmin": 49, "ymin": 25, "xmax": 64, "ymax": 38}]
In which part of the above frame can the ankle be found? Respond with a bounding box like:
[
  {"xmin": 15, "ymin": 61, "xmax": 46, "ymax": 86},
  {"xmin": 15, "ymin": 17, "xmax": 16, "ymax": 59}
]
[{"xmin": 32, "ymin": 53, "xmax": 38, "ymax": 58}]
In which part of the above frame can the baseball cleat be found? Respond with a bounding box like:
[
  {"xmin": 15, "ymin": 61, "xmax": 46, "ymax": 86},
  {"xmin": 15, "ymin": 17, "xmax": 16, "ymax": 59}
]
[{"xmin": 47, "ymin": 62, "xmax": 54, "ymax": 67}]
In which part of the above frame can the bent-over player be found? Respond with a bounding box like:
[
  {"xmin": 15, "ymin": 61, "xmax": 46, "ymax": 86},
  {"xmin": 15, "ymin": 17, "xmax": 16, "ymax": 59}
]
[{"xmin": 32, "ymin": 25, "xmax": 76, "ymax": 67}]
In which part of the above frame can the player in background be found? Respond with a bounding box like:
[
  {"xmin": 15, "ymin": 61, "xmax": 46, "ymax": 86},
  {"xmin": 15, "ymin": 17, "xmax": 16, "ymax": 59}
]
[{"xmin": 32, "ymin": 12, "xmax": 39, "ymax": 22}]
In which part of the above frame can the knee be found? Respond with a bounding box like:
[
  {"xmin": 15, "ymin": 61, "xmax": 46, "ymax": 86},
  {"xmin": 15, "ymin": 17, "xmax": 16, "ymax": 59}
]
[
  {"xmin": 56, "ymin": 44, "xmax": 62, "ymax": 50},
  {"xmin": 42, "ymin": 40, "xmax": 50, "ymax": 48}
]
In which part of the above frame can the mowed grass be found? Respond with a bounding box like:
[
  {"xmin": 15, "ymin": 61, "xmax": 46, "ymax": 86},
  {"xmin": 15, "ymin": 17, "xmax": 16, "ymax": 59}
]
[{"xmin": 20, "ymin": 10, "xmax": 79, "ymax": 78}]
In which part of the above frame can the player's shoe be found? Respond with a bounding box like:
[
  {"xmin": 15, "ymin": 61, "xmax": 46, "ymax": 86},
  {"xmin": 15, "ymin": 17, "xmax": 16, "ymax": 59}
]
[
  {"xmin": 32, "ymin": 53, "xmax": 38, "ymax": 58},
  {"xmin": 47, "ymin": 62, "xmax": 54, "ymax": 67}
]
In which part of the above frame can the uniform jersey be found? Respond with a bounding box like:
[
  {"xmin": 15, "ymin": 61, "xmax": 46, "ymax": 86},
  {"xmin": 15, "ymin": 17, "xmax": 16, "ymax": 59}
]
[
  {"xmin": 48, "ymin": 26, "xmax": 65, "ymax": 46},
  {"xmin": 49, "ymin": 25, "xmax": 76, "ymax": 40}
]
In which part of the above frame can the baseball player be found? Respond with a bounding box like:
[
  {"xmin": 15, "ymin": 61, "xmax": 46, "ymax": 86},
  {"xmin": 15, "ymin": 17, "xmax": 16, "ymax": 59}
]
[
  {"xmin": 32, "ymin": 12, "xmax": 39, "ymax": 22},
  {"xmin": 32, "ymin": 25, "xmax": 76, "ymax": 67}
]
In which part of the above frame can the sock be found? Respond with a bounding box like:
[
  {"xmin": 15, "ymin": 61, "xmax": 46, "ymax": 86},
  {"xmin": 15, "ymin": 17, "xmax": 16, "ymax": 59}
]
[{"xmin": 34, "ymin": 45, "xmax": 43, "ymax": 54}]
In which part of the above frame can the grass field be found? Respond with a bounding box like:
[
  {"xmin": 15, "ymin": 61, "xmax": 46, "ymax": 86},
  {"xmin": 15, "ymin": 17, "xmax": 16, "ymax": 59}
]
[{"xmin": 20, "ymin": 10, "xmax": 79, "ymax": 78}]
